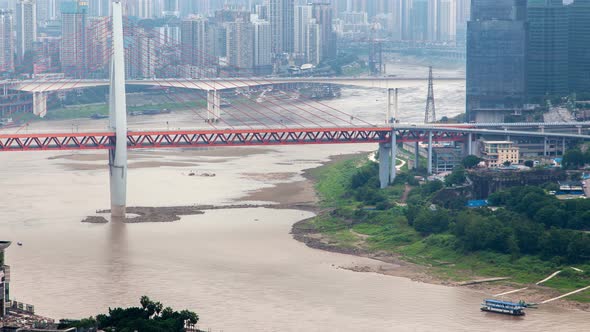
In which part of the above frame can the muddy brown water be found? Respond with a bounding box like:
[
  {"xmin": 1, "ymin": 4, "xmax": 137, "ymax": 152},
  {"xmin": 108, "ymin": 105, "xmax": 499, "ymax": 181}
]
[{"xmin": 2, "ymin": 71, "xmax": 588, "ymax": 331}]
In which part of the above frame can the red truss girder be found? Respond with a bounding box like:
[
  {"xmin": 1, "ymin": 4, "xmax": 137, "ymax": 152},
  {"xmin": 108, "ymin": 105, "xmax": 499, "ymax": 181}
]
[
  {"xmin": 0, "ymin": 131, "xmax": 114, "ymax": 151},
  {"xmin": 0, "ymin": 128, "xmax": 467, "ymax": 152}
]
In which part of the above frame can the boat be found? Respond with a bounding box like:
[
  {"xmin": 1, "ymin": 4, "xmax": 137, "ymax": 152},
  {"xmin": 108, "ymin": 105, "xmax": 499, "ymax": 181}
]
[
  {"xmin": 90, "ymin": 113, "xmax": 108, "ymax": 119},
  {"xmin": 481, "ymin": 299, "xmax": 526, "ymax": 316},
  {"xmin": 17, "ymin": 242, "xmax": 22, "ymax": 246}
]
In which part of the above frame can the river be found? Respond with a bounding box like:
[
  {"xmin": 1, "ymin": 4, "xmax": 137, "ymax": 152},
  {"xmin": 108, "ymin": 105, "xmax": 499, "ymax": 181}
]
[{"xmin": 1, "ymin": 61, "xmax": 588, "ymax": 331}]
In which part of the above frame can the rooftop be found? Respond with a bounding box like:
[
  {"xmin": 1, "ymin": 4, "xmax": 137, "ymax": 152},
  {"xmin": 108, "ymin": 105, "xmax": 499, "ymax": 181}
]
[{"xmin": 483, "ymin": 141, "xmax": 514, "ymax": 144}]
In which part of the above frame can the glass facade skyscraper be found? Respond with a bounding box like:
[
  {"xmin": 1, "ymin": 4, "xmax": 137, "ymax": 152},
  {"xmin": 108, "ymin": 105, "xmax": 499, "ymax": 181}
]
[
  {"xmin": 568, "ymin": 0, "xmax": 590, "ymax": 97},
  {"xmin": 466, "ymin": 0, "xmax": 527, "ymax": 122},
  {"xmin": 527, "ymin": 0, "xmax": 569, "ymax": 100}
]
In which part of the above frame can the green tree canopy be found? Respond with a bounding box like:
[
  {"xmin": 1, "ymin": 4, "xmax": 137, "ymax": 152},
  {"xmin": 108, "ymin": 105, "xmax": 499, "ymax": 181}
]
[
  {"xmin": 563, "ymin": 149, "xmax": 586, "ymax": 169},
  {"xmin": 462, "ymin": 155, "xmax": 482, "ymax": 169}
]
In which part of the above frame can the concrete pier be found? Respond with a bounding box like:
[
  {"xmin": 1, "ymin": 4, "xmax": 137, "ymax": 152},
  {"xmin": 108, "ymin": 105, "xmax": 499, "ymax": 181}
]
[
  {"xmin": 427, "ymin": 131, "xmax": 433, "ymax": 174},
  {"xmin": 108, "ymin": 1, "xmax": 128, "ymax": 219},
  {"xmin": 378, "ymin": 130, "xmax": 398, "ymax": 188},
  {"xmin": 390, "ymin": 129, "xmax": 397, "ymax": 183},
  {"xmin": 379, "ymin": 142, "xmax": 391, "ymax": 189},
  {"xmin": 207, "ymin": 90, "xmax": 221, "ymax": 122},
  {"xmin": 414, "ymin": 142, "xmax": 419, "ymax": 169},
  {"xmin": 32, "ymin": 92, "xmax": 47, "ymax": 117}
]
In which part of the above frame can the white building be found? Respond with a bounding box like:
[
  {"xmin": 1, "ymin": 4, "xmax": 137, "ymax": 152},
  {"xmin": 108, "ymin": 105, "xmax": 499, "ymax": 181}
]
[
  {"xmin": 0, "ymin": 9, "xmax": 13, "ymax": 72},
  {"xmin": 253, "ymin": 17, "xmax": 272, "ymax": 73},
  {"xmin": 16, "ymin": 0, "xmax": 36, "ymax": 61},
  {"xmin": 226, "ymin": 19, "xmax": 254, "ymax": 73},
  {"xmin": 294, "ymin": 5, "xmax": 312, "ymax": 58}
]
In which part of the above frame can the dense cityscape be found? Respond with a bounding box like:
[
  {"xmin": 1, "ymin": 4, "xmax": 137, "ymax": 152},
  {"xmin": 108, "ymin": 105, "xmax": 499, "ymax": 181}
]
[{"xmin": 0, "ymin": 0, "xmax": 590, "ymax": 331}]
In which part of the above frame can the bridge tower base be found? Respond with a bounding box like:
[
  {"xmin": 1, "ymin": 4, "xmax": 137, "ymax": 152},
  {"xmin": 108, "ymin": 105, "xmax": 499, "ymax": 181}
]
[
  {"xmin": 108, "ymin": 1, "xmax": 128, "ymax": 219},
  {"xmin": 379, "ymin": 130, "xmax": 397, "ymax": 189},
  {"xmin": 206, "ymin": 90, "xmax": 221, "ymax": 123},
  {"xmin": 33, "ymin": 92, "xmax": 47, "ymax": 118}
]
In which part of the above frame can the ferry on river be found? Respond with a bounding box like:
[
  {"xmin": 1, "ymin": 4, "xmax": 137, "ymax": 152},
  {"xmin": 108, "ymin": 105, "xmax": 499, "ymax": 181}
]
[{"xmin": 481, "ymin": 299, "xmax": 526, "ymax": 316}]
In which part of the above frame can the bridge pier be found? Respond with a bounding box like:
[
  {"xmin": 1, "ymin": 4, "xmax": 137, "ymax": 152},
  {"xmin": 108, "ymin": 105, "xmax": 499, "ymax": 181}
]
[
  {"xmin": 414, "ymin": 141, "xmax": 419, "ymax": 169},
  {"xmin": 378, "ymin": 130, "xmax": 397, "ymax": 189},
  {"xmin": 379, "ymin": 143, "xmax": 391, "ymax": 189},
  {"xmin": 206, "ymin": 90, "xmax": 221, "ymax": 123},
  {"xmin": 390, "ymin": 129, "xmax": 397, "ymax": 182},
  {"xmin": 427, "ymin": 131, "xmax": 433, "ymax": 174},
  {"xmin": 467, "ymin": 133, "xmax": 473, "ymax": 155},
  {"xmin": 108, "ymin": 1, "xmax": 127, "ymax": 219},
  {"xmin": 32, "ymin": 92, "xmax": 47, "ymax": 117}
]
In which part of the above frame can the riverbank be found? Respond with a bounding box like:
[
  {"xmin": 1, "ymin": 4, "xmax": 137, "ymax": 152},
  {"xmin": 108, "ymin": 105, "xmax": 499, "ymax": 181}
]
[{"xmin": 283, "ymin": 153, "xmax": 590, "ymax": 312}]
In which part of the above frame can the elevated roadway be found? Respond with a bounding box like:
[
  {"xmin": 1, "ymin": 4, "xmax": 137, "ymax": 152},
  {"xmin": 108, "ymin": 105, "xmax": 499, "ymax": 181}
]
[{"xmin": 3, "ymin": 77, "xmax": 465, "ymax": 93}]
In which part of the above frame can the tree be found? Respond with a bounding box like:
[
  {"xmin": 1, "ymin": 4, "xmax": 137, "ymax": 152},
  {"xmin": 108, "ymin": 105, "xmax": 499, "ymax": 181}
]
[
  {"xmin": 422, "ymin": 179, "xmax": 443, "ymax": 195},
  {"xmin": 140, "ymin": 295, "xmax": 152, "ymax": 310},
  {"xmin": 413, "ymin": 208, "xmax": 451, "ymax": 235},
  {"xmin": 562, "ymin": 149, "xmax": 585, "ymax": 169},
  {"xmin": 445, "ymin": 166, "xmax": 466, "ymax": 187},
  {"xmin": 462, "ymin": 155, "xmax": 482, "ymax": 169},
  {"xmin": 90, "ymin": 297, "xmax": 199, "ymax": 332},
  {"xmin": 503, "ymin": 160, "xmax": 512, "ymax": 167},
  {"xmin": 524, "ymin": 160, "xmax": 534, "ymax": 167}
]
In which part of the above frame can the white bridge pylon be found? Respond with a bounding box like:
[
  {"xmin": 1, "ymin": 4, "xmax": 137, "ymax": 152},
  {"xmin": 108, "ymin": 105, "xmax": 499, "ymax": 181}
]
[{"xmin": 109, "ymin": 1, "xmax": 127, "ymax": 219}]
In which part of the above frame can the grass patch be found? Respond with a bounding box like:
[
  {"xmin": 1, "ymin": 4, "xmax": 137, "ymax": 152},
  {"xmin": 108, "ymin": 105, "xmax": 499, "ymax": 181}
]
[{"xmin": 305, "ymin": 153, "xmax": 590, "ymax": 303}]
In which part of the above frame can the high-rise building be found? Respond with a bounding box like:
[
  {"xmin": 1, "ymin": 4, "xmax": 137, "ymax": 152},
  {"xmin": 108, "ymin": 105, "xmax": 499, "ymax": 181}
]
[
  {"xmin": 294, "ymin": 5, "xmax": 312, "ymax": 58},
  {"xmin": 427, "ymin": 0, "xmax": 438, "ymax": 41},
  {"xmin": 455, "ymin": 0, "xmax": 471, "ymax": 44},
  {"xmin": 466, "ymin": 0, "xmax": 527, "ymax": 122},
  {"xmin": 527, "ymin": 0, "xmax": 569, "ymax": 100},
  {"xmin": 37, "ymin": 0, "xmax": 50, "ymax": 25},
  {"xmin": 312, "ymin": 2, "xmax": 336, "ymax": 60},
  {"xmin": 253, "ymin": 17, "xmax": 272, "ymax": 73},
  {"xmin": 401, "ymin": 0, "xmax": 413, "ymax": 40},
  {"xmin": 268, "ymin": 0, "xmax": 294, "ymax": 54},
  {"xmin": 0, "ymin": 9, "xmax": 14, "ymax": 73},
  {"xmin": 60, "ymin": 1, "xmax": 88, "ymax": 77},
  {"xmin": 127, "ymin": 0, "xmax": 153, "ymax": 18},
  {"xmin": 88, "ymin": 0, "xmax": 109, "ymax": 17},
  {"xmin": 163, "ymin": 0, "xmax": 179, "ymax": 17},
  {"xmin": 411, "ymin": 0, "xmax": 429, "ymax": 41},
  {"xmin": 306, "ymin": 18, "xmax": 320, "ymax": 65},
  {"xmin": 226, "ymin": 19, "xmax": 254, "ymax": 73},
  {"xmin": 16, "ymin": 0, "xmax": 37, "ymax": 61},
  {"xmin": 179, "ymin": 0, "xmax": 197, "ymax": 17},
  {"xmin": 568, "ymin": 0, "xmax": 590, "ymax": 96},
  {"xmin": 471, "ymin": 0, "xmax": 526, "ymax": 20},
  {"xmin": 138, "ymin": 30, "xmax": 157, "ymax": 78},
  {"xmin": 86, "ymin": 16, "xmax": 108, "ymax": 77},
  {"xmin": 181, "ymin": 16, "xmax": 213, "ymax": 69},
  {"xmin": 438, "ymin": 0, "xmax": 456, "ymax": 41}
]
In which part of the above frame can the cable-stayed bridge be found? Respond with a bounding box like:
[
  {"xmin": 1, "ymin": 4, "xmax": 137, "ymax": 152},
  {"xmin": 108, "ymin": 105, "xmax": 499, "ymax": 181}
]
[{"xmin": 1, "ymin": 2, "xmax": 588, "ymax": 219}]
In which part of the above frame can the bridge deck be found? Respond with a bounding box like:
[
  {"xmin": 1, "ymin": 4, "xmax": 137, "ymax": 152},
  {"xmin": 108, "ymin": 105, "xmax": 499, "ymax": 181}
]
[{"xmin": 1, "ymin": 126, "xmax": 587, "ymax": 152}]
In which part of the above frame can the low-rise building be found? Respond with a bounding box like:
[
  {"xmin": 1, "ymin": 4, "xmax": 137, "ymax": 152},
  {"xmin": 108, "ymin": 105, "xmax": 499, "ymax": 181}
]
[
  {"xmin": 432, "ymin": 146, "xmax": 463, "ymax": 173},
  {"xmin": 481, "ymin": 140, "xmax": 520, "ymax": 168}
]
